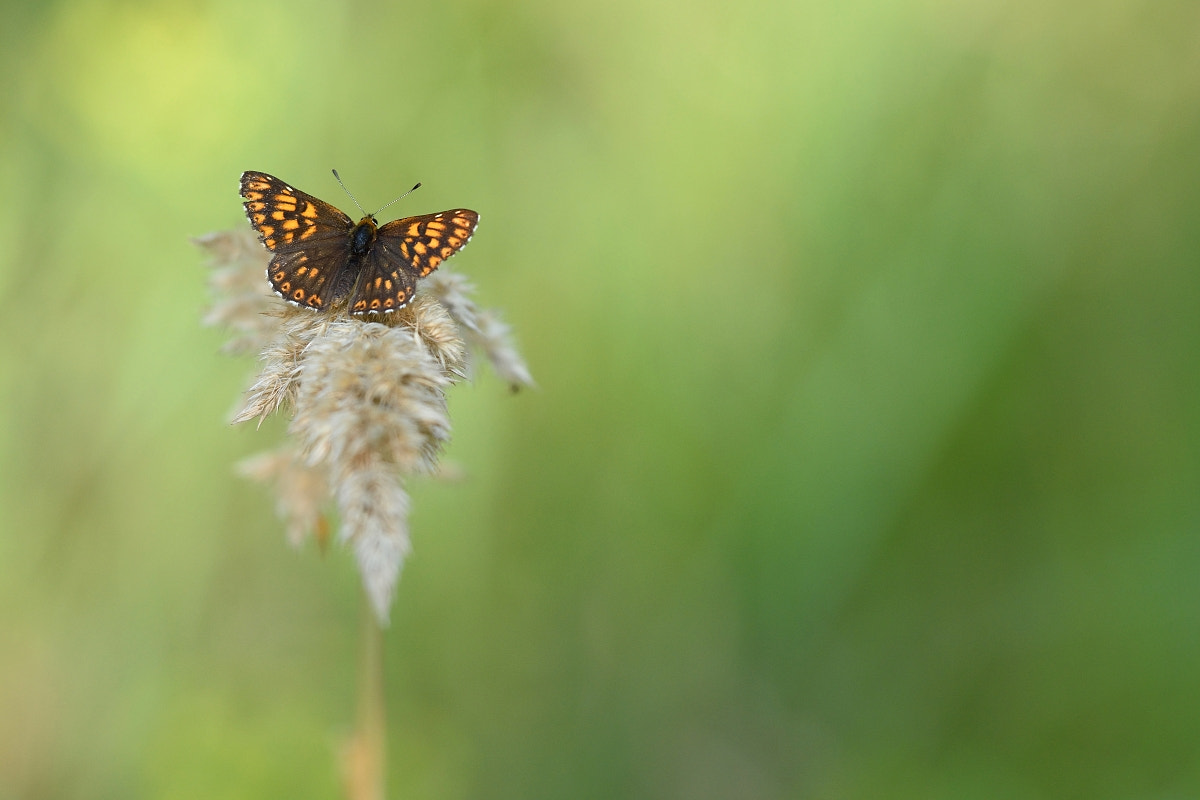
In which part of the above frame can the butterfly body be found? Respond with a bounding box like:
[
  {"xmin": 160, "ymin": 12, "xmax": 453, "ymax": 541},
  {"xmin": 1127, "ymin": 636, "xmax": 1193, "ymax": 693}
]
[
  {"xmin": 239, "ymin": 171, "xmax": 479, "ymax": 314},
  {"xmin": 350, "ymin": 217, "xmax": 378, "ymax": 256}
]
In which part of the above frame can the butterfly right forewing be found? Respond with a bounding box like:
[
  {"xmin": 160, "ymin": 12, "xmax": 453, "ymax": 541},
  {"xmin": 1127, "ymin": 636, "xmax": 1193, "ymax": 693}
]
[
  {"xmin": 376, "ymin": 209, "xmax": 479, "ymax": 278},
  {"xmin": 240, "ymin": 171, "xmax": 356, "ymax": 310}
]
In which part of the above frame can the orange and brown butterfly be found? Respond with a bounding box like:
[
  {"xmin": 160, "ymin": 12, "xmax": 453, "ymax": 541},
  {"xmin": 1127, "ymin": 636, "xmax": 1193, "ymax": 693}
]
[{"xmin": 239, "ymin": 170, "xmax": 479, "ymax": 314}]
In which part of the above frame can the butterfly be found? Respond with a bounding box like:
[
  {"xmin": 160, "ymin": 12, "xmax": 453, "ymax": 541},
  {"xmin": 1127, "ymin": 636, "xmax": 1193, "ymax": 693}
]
[{"xmin": 239, "ymin": 171, "xmax": 479, "ymax": 314}]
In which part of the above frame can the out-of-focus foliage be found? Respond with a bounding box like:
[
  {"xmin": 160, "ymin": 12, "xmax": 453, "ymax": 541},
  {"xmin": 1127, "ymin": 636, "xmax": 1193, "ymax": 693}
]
[{"xmin": 1, "ymin": 0, "xmax": 1198, "ymax": 797}]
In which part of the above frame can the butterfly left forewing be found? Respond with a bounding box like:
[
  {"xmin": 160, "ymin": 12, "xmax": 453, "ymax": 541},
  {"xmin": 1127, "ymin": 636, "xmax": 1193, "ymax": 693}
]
[{"xmin": 240, "ymin": 171, "xmax": 353, "ymax": 252}]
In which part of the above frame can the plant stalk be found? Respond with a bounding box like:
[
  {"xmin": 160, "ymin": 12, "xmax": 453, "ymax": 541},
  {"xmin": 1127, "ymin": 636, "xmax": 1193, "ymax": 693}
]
[{"xmin": 342, "ymin": 595, "xmax": 386, "ymax": 800}]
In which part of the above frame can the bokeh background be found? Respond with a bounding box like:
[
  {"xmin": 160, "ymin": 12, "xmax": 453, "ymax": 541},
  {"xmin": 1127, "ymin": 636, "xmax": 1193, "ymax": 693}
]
[{"xmin": 2, "ymin": 0, "xmax": 1199, "ymax": 797}]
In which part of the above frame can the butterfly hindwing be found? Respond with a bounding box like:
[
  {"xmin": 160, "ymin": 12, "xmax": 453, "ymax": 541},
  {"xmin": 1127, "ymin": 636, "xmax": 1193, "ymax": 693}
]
[
  {"xmin": 266, "ymin": 238, "xmax": 354, "ymax": 310},
  {"xmin": 349, "ymin": 245, "xmax": 419, "ymax": 314}
]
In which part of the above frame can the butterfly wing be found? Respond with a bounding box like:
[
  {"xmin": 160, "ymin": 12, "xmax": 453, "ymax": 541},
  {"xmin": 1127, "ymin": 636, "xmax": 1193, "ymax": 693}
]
[
  {"xmin": 377, "ymin": 209, "xmax": 480, "ymax": 279},
  {"xmin": 240, "ymin": 171, "xmax": 355, "ymax": 310},
  {"xmin": 348, "ymin": 246, "xmax": 420, "ymax": 314},
  {"xmin": 348, "ymin": 209, "xmax": 479, "ymax": 315}
]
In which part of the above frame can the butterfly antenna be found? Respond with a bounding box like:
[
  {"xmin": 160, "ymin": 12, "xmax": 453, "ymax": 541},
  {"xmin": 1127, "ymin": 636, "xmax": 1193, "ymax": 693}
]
[
  {"xmin": 331, "ymin": 169, "xmax": 368, "ymax": 216},
  {"xmin": 371, "ymin": 182, "xmax": 422, "ymax": 217}
]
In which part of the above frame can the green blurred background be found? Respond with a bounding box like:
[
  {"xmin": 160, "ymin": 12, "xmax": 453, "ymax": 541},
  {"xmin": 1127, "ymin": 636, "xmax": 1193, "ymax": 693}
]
[{"xmin": 2, "ymin": 0, "xmax": 1199, "ymax": 796}]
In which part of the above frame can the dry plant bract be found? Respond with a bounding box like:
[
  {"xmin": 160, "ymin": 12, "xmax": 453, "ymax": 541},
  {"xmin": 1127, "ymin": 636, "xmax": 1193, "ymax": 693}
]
[{"xmin": 196, "ymin": 228, "xmax": 532, "ymax": 623}]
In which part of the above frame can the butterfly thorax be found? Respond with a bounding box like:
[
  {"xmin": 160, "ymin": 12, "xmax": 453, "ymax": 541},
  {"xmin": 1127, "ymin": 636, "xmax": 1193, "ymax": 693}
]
[{"xmin": 350, "ymin": 217, "xmax": 378, "ymax": 256}]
